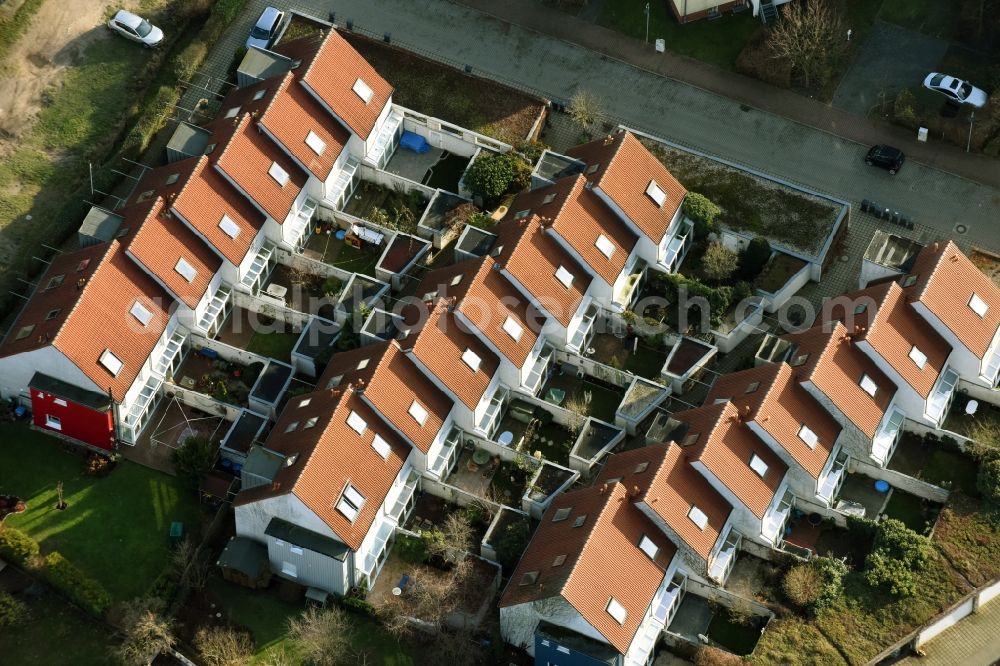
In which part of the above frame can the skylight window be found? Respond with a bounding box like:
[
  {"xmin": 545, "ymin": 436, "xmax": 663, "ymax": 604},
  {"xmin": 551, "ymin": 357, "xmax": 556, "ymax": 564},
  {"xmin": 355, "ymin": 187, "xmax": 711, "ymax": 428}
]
[
  {"xmin": 638, "ymin": 535, "xmax": 658, "ymax": 560},
  {"xmin": 356, "ymin": 358, "xmax": 370, "ymax": 370},
  {"xmin": 15, "ymin": 325, "xmax": 34, "ymax": 340},
  {"xmin": 305, "ymin": 130, "xmax": 326, "ymax": 155},
  {"xmin": 461, "ymin": 348, "xmax": 481, "ymax": 372},
  {"xmin": 519, "ymin": 571, "xmax": 539, "ymax": 586},
  {"xmin": 634, "ymin": 461, "xmax": 649, "ymax": 474},
  {"xmin": 46, "ymin": 275, "xmax": 65, "ymax": 290},
  {"xmin": 299, "ymin": 398, "xmax": 311, "ymax": 408},
  {"xmin": 552, "ymin": 554, "xmax": 566, "ymax": 567},
  {"xmin": 606, "ymin": 598, "xmax": 627, "ymax": 624},
  {"xmin": 371, "ymin": 434, "xmax": 392, "ymax": 459},
  {"xmin": 645, "ymin": 180, "xmax": 666, "ymax": 207},
  {"xmin": 744, "ymin": 381, "xmax": 760, "ymax": 394},
  {"xmin": 268, "ymin": 162, "xmax": 290, "ymax": 187},
  {"xmin": 130, "ymin": 301, "xmax": 152, "ymax": 327},
  {"xmin": 285, "ymin": 421, "xmax": 299, "ymax": 433},
  {"xmin": 859, "ymin": 373, "xmax": 878, "ymax": 398},
  {"xmin": 99, "ymin": 349, "xmax": 123, "ymax": 376},
  {"xmin": 798, "ymin": 424, "xmax": 818, "ymax": 448},
  {"xmin": 175, "ymin": 257, "xmax": 197, "ymax": 283},
  {"xmin": 749, "ymin": 453, "xmax": 769, "ymax": 477},
  {"xmin": 219, "ymin": 214, "xmax": 240, "ymax": 239},
  {"xmin": 336, "ymin": 484, "xmax": 365, "ymax": 522},
  {"xmin": 901, "ymin": 275, "xmax": 918, "ymax": 288},
  {"xmin": 450, "ymin": 274, "xmax": 463, "ymax": 287},
  {"xmin": 595, "ymin": 234, "xmax": 615, "ymax": 259},
  {"xmin": 585, "ymin": 163, "xmax": 599, "ymax": 175},
  {"xmin": 573, "ymin": 515, "xmax": 587, "ymax": 528},
  {"xmin": 688, "ymin": 505, "xmax": 709, "ymax": 530},
  {"xmin": 682, "ymin": 433, "xmax": 700, "ymax": 447},
  {"xmin": 304, "ymin": 417, "xmax": 318, "ymax": 429},
  {"xmin": 76, "ymin": 259, "xmax": 90, "ymax": 272},
  {"xmin": 45, "ymin": 309, "xmax": 60, "ymax": 321},
  {"xmin": 970, "ymin": 293, "xmax": 989, "ymax": 318},
  {"xmin": 514, "ymin": 209, "xmax": 530, "ymax": 220},
  {"xmin": 502, "ymin": 316, "xmax": 523, "ymax": 341},
  {"xmin": 352, "ymin": 78, "xmax": 374, "ymax": 103},
  {"xmin": 790, "ymin": 353, "xmax": 810, "ymax": 367},
  {"xmin": 409, "ymin": 400, "xmax": 428, "ymax": 425},
  {"xmin": 909, "ymin": 345, "xmax": 928, "ymax": 369},
  {"xmin": 165, "ymin": 173, "xmax": 179, "ymax": 185},
  {"xmin": 542, "ymin": 193, "xmax": 556, "ymax": 205},
  {"xmin": 252, "ymin": 89, "xmax": 266, "ymax": 101},
  {"xmin": 554, "ymin": 265, "xmax": 574, "ymax": 288},
  {"xmin": 224, "ymin": 106, "xmax": 240, "ymax": 119},
  {"xmin": 347, "ymin": 410, "xmax": 367, "ymax": 435},
  {"xmin": 552, "ymin": 506, "xmax": 571, "ymax": 522}
]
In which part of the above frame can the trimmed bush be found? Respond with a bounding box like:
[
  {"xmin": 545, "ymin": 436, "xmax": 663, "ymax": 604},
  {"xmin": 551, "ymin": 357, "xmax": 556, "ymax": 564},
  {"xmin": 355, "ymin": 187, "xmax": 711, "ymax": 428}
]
[
  {"xmin": 172, "ymin": 435, "xmax": 217, "ymax": 489},
  {"xmin": 682, "ymin": 192, "xmax": 721, "ymax": 239},
  {"xmin": 174, "ymin": 41, "xmax": 210, "ymax": 85},
  {"xmin": 783, "ymin": 564, "xmax": 822, "ymax": 608},
  {"xmin": 42, "ymin": 551, "xmax": 111, "ymax": 617},
  {"xmin": 701, "ymin": 242, "xmax": 738, "ymax": 283},
  {"xmin": 0, "ymin": 591, "xmax": 28, "ymax": 627},
  {"xmin": 464, "ymin": 152, "xmax": 529, "ymax": 205},
  {"xmin": 739, "ymin": 236, "xmax": 772, "ymax": 281},
  {"xmin": 865, "ymin": 518, "xmax": 930, "ymax": 597},
  {"xmin": 811, "ymin": 556, "xmax": 847, "ymax": 611},
  {"xmin": 338, "ymin": 595, "xmax": 377, "ymax": 617},
  {"xmin": 396, "ymin": 534, "xmax": 427, "ymax": 564},
  {"xmin": 0, "ymin": 526, "xmax": 39, "ymax": 565}
]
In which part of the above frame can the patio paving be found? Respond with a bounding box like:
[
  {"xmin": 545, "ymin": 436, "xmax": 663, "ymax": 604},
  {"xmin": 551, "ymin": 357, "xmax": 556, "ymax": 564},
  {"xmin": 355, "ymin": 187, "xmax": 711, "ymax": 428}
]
[
  {"xmin": 448, "ymin": 448, "xmax": 500, "ymax": 497},
  {"xmin": 385, "ymin": 146, "xmax": 447, "ymax": 183},
  {"xmin": 215, "ymin": 306, "xmax": 256, "ymax": 350},
  {"xmin": 668, "ymin": 594, "xmax": 713, "ymax": 642},
  {"xmin": 836, "ymin": 473, "xmax": 891, "ymax": 520},
  {"xmin": 128, "ymin": 397, "xmax": 227, "ymax": 474},
  {"xmin": 887, "ymin": 432, "xmax": 979, "ymax": 496}
]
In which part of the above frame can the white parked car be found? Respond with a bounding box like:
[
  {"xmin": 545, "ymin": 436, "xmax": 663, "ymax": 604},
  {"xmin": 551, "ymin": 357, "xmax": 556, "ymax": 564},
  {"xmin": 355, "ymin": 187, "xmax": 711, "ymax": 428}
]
[
  {"xmin": 106, "ymin": 9, "xmax": 163, "ymax": 48},
  {"xmin": 922, "ymin": 72, "xmax": 988, "ymax": 108}
]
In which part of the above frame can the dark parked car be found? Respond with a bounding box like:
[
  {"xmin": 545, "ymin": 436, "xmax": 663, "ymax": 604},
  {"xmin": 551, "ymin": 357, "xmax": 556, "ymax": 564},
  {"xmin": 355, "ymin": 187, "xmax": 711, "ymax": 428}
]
[
  {"xmin": 246, "ymin": 7, "xmax": 285, "ymax": 50},
  {"xmin": 865, "ymin": 145, "xmax": 904, "ymax": 175}
]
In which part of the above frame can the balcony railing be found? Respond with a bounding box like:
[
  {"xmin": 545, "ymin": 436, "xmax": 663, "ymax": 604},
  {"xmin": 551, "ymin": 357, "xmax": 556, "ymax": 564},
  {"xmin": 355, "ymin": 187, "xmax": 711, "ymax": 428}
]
[
  {"xmin": 476, "ymin": 386, "xmax": 509, "ymax": 438},
  {"xmin": 523, "ymin": 345, "xmax": 553, "ymax": 395},
  {"xmin": 387, "ymin": 471, "xmax": 419, "ymax": 523},
  {"xmin": 872, "ymin": 406, "xmax": 905, "ymax": 465},
  {"xmin": 709, "ymin": 531, "xmax": 741, "ymax": 583},
  {"xmin": 367, "ymin": 108, "xmax": 404, "ymax": 169},
  {"xmin": 817, "ymin": 451, "xmax": 848, "ymax": 503},
  {"xmin": 429, "ymin": 428, "xmax": 461, "ymax": 478},
  {"xmin": 567, "ymin": 305, "xmax": 598, "ymax": 352},
  {"xmin": 926, "ymin": 367, "xmax": 959, "ymax": 424},
  {"xmin": 762, "ymin": 489, "xmax": 793, "ymax": 543}
]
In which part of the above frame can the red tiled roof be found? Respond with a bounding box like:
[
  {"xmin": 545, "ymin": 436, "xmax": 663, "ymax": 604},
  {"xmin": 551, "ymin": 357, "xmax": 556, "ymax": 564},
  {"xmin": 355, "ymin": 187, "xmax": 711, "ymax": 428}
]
[
  {"xmin": 910, "ymin": 240, "xmax": 1000, "ymax": 360},
  {"xmin": 415, "ymin": 256, "xmax": 545, "ymax": 368},
  {"xmin": 318, "ymin": 340, "xmax": 454, "ymax": 454},
  {"xmin": 234, "ymin": 387, "xmax": 409, "ymax": 551},
  {"xmin": 0, "ymin": 239, "xmax": 173, "ymax": 402},
  {"xmin": 838, "ymin": 281, "xmax": 950, "ymax": 399},
  {"xmin": 493, "ymin": 214, "xmax": 591, "ymax": 327},
  {"xmin": 596, "ymin": 443, "xmax": 732, "ymax": 560},
  {"xmin": 673, "ymin": 402, "xmax": 787, "ymax": 519},
  {"xmin": 300, "ymin": 29, "xmax": 393, "ymax": 140},
  {"xmin": 566, "ymin": 131, "xmax": 686, "ymax": 241},
  {"xmin": 505, "ymin": 176, "xmax": 638, "ymax": 285},
  {"xmin": 501, "ymin": 483, "xmax": 674, "ymax": 655},
  {"xmin": 783, "ymin": 321, "xmax": 897, "ymax": 439},
  {"xmin": 214, "ymin": 113, "xmax": 308, "ymax": 223},
  {"xmin": 399, "ymin": 299, "xmax": 500, "ymax": 409},
  {"xmin": 258, "ymin": 71, "xmax": 350, "ymax": 181},
  {"xmin": 123, "ymin": 197, "xmax": 222, "ymax": 309},
  {"xmin": 706, "ymin": 363, "xmax": 839, "ymax": 479}
]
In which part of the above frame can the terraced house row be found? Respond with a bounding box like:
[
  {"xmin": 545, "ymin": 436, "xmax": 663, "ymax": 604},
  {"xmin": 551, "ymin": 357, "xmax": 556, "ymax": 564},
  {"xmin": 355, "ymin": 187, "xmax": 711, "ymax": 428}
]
[{"xmin": 3, "ymin": 23, "xmax": 1000, "ymax": 666}]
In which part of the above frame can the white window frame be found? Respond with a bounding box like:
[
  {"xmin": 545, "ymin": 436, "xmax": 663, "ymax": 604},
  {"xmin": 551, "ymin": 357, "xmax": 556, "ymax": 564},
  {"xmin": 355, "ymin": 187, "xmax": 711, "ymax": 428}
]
[
  {"xmin": 970, "ymin": 293, "xmax": 989, "ymax": 317},
  {"xmin": 646, "ymin": 180, "xmax": 666, "ymax": 207},
  {"xmin": 371, "ymin": 434, "xmax": 392, "ymax": 459},
  {"xmin": 99, "ymin": 349, "xmax": 124, "ymax": 376},
  {"xmin": 45, "ymin": 414, "xmax": 62, "ymax": 430},
  {"xmin": 606, "ymin": 597, "xmax": 627, "ymax": 624},
  {"xmin": 284, "ymin": 421, "xmax": 299, "ymax": 433},
  {"xmin": 749, "ymin": 453, "xmax": 768, "ymax": 477},
  {"xmin": 175, "ymin": 257, "xmax": 197, "ymax": 283},
  {"xmin": 130, "ymin": 301, "xmax": 152, "ymax": 326},
  {"xmin": 595, "ymin": 234, "xmax": 615, "ymax": 259},
  {"xmin": 219, "ymin": 214, "xmax": 240, "ymax": 240},
  {"xmin": 798, "ymin": 424, "xmax": 818, "ymax": 449},
  {"xmin": 555, "ymin": 265, "xmax": 574, "ymax": 288},
  {"xmin": 347, "ymin": 410, "xmax": 367, "ymax": 435},
  {"xmin": 688, "ymin": 505, "xmax": 708, "ymax": 530},
  {"xmin": 408, "ymin": 400, "xmax": 429, "ymax": 425},
  {"xmin": 860, "ymin": 373, "xmax": 878, "ymax": 398},
  {"xmin": 638, "ymin": 535, "xmax": 658, "ymax": 560},
  {"xmin": 268, "ymin": 161, "xmax": 290, "ymax": 187},
  {"xmin": 909, "ymin": 346, "xmax": 928, "ymax": 370},
  {"xmin": 305, "ymin": 130, "xmax": 326, "ymax": 155},
  {"xmin": 352, "ymin": 78, "xmax": 374, "ymax": 103},
  {"xmin": 461, "ymin": 348, "xmax": 481, "ymax": 372},
  {"xmin": 502, "ymin": 316, "xmax": 523, "ymax": 342}
]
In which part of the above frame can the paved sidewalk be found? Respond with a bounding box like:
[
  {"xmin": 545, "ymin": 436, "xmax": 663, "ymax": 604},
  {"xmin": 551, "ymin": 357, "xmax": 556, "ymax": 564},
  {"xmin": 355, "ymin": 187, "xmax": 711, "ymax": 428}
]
[
  {"xmin": 451, "ymin": 0, "xmax": 1000, "ymax": 189},
  {"xmin": 899, "ymin": 598, "xmax": 1000, "ymax": 665}
]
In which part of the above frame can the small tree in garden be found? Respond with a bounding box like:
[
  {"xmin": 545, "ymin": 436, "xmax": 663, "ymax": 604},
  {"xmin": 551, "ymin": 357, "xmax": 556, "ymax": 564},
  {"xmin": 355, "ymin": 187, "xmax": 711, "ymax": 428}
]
[
  {"xmin": 172, "ymin": 538, "xmax": 211, "ymax": 593},
  {"xmin": 194, "ymin": 625, "xmax": 254, "ymax": 666},
  {"xmin": 865, "ymin": 518, "xmax": 930, "ymax": 597},
  {"xmin": 495, "ymin": 516, "xmax": 533, "ymax": 573},
  {"xmin": 767, "ymin": 0, "xmax": 849, "ymax": 90},
  {"xmin": 464, "ymin": 152, "xmax": 523, "ymax": 205},
  {"xmin": 172, "ymin": 436, "xmax": 216, "ymax": 489},
  {"xmin": 739, "ymin": 236, "xmax": 772, "ymax": 281},
  {"xmin": 425, "ymin": 513, "xmax": 474, "ymax": 564},
  {"xmin": 683, "ymin": 192, "xmax": 721, "ymax": 239},
  {"xmin": 287, "ymin": 606, "xmax": 353, "ymax": 666},
  {"xmin": 701, "ymin": 242, "xmax": 738, "ymax": 283},
  {"xmin": 782, "ymin": 564, "xmax": 822, "ymax": 608},
  {"xmin": 568, "ymin": 89, "xmax": 604, "ymax": 133},
  {"xmin": 977, "ymin": 458, "xmax": 1000, "ymax": 514},
  {"xmin": 115, "ymin": 597, "xmax": 175, "ymax": 666}
]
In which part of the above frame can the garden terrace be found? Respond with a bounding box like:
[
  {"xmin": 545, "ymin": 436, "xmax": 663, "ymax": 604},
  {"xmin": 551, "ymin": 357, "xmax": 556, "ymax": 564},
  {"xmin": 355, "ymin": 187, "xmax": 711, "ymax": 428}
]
[
  {"xmin": 448, "ymin": 447, "xmax": 505, "ymax": 498},
  {"xmin": 337, "ymin": 274, "xmax": 390, "ymax": 317},
  {"xmin": 524, "ymin": 462, "xmax": 576, "ymax": 505},
  {"xmin": 418, "ymin": 190, "xmax": 474, "ymax": 237},
  {"xmin": 641, "ymin": 138, "xmax": 844, "ymax": 257},
  {"xmin": 215, "ymin": 306, "xmax": 303, "ymax": 363},
  {"xmin": 402, "ymin": 494, "xmax": 491, "ymax": 547},
  {"xmin": 942, "ymin": 393, "xmax": 1000, "ymax": 441},
  {"xmin": 262, "ymin": 263, "xmax": 344, "ymax": 322},
  {"xmin": 0, "ymin": 424, "xmax": 202, "ymax": 601},
  {"xmin": 882, "ymin": 488, "xmax": 942, "ymax": 534},
  {"xmin": 754, "ymin": 253, "xmax": 808, "ymax": 294},
  {"xmin": 589, "ymin": 332, "xmax": 671, "ymax": 381},
  {"xmin": 174, "ymin": 351, "xmax": 261, "ymax": 409},
  {"xmin": 134, "ymin": 398, "xmax": 227, "ymax": 471},
  {"xmin": 617, "ymin": 377, "xmax": 669, "ymax": 423},
  {"xmin": 344, "ymin": 180, "xmax": 430, "ymax": 228},
  {"xmin": 386, "ymin": 146, "xmax": 472, "ymax": 195},
  {"xmin": 360, "ymin": 308, "xmax": 406, "ymax": 344},
  {"xmin": 887, "ymin": 432, "xmax": 979, "ymax": 496},
  {"xmin": 303, "ymin": 226, "xmax": 381, "ymax": 278},
  {"xmin": 344, "ymin": 32, "xmax": 546, "ymax": 145},
  {"xmin": 834, "ymin": 473, "xmax": 892, "ymax": 520},
  {"xmin": 539, "ymin": 372, "xmax": 625, "ymax": 423}
]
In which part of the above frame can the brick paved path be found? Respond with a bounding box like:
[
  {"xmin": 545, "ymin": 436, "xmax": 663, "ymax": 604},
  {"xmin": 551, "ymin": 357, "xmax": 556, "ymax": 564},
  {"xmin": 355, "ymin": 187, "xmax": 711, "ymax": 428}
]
[{"xmin": 899, "ymin": 599, "xmax": 1000, "ymax": 666}]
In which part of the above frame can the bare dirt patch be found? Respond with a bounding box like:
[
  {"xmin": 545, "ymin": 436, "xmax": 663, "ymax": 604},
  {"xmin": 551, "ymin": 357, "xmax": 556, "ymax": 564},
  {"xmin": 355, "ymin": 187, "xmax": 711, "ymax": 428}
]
[{"xmin": 0, "ymin": 0, "xmax": 113, "ymax": 148}]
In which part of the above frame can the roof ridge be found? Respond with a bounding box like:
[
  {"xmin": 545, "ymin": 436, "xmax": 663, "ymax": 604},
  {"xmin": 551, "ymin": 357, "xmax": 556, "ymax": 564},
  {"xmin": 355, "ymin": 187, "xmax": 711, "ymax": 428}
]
[
  {"xmin": 753, "ymin": 362, "xmax": 786, "ymax": 416},
  {"xmin": 916, "ymin": 240, "xmax": 954, "ymax": 300},
  {"xmin": 292, "ymin": 388, "xmax": 350, "ymax": 492},
  {"xmin": 258, "ymin": 70, "xmax": 295, "ymax": 127},
  {"xmin": 214, "ymin": 113, "xmax": 251, "ymax": 166},
  {"xmin": 300, "ymin": 29, "xmax": 331, "ymax": 86},
  {"xmin": 598, "ymin": 132, "xmax": 629, "ymax": 187},
  {"xmin": 52, "ymin": 240, "xmax": 122, "ymax": 349},
  {"xmin": 550, "ymin": 175, "xmax": 583, "ymax": 223}
]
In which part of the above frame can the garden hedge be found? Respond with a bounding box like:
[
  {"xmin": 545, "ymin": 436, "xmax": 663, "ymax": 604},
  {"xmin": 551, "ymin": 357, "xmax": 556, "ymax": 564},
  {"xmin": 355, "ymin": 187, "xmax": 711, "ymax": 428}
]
[
  {"xmin": 0, "ymin": 590, "xmax": 27, "ymax": 627},
  {"xmin": 42, "ymin": 551, "xmax": 111, "ymax": 618},
  {"xmin": 0, "ymin": 526, "xmax": 39, "ymax": 565}
]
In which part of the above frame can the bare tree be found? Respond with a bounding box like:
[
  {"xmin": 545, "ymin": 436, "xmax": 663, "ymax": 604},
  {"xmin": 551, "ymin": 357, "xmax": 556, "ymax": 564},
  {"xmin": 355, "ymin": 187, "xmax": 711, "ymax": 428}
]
[
  {"xmin": 172, "ymin": 538, "xmax": 211, "ymax": 593},
  {"xmin": 194, "ymin": 626, "xmax": 254, "ymax": 666},
  {"xmin": 568, "ymin": 89, "xmax": 604, "ymax": 133},
  {"xmin": 115, "ymin": 597, "xmax": 175, "ymax": 666},
  {"xmin": 425, "ymin": 513, "xmax": 473, "ymax": 564},
  {"xmin": 286, "ymin": 606, "xmax": 354, "ymax": 666},
  {"xmin": 767, "ymin": 0, "xmax": 848, "ymax": 89}
]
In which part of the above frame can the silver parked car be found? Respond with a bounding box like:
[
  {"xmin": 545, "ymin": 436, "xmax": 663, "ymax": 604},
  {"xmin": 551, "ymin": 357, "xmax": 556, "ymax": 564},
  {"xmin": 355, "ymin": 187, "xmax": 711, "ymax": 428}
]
[
  {"xmin": 922, "ymin": 72, "xmax": 988, "ymax": 108},
  {"xmin": 246, "ymin": 7, "xmax": 286, "ymax": 50},
  {"xmin": 107, "ymin": 9, "xmax": 163, "ymax": 47}
]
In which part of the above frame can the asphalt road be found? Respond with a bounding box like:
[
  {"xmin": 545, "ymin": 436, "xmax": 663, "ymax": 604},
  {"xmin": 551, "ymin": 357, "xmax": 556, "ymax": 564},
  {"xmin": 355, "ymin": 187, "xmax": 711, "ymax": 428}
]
[{"xmin": 305, "ymin": 0, "xmax": 1000, "ymax": 251}]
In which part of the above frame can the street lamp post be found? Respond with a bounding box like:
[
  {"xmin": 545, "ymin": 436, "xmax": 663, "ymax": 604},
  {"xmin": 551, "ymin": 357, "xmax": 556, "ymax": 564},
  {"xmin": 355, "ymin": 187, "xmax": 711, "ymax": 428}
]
[
  {"xmin": 968, "ymin": 110, "xmax": 975, "ymax": 153},
  {"xmin": 645, "ymin": 2, "xmax": 650, "ymax": 44}
]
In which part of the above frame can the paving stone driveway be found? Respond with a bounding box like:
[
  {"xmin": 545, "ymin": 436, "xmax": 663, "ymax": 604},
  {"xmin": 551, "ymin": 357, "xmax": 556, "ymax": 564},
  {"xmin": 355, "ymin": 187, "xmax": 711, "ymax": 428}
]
[{"xmin": 832, "ymin": 21, "xmax": 949, "ymax": 116}]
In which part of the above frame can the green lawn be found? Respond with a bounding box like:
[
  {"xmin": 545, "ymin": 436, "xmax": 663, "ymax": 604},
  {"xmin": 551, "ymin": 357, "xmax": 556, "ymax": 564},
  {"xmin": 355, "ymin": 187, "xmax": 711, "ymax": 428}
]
[
  {"xmin": 750, "ymin": 618, "xmax": 845, "ymax": 666},
  {"xmin": 933, "ymin": 493, "xmax": 1000, "ymax": 587},
  {"xmin": 247, "ymin": 330, "xmax": 300, "ymax": 363},
  {"xmin": 0, "ymin": 424, "xmax": 201, "ymax": 600},
  {"xmin": 0, "ymin": 590, "xmax": 114, "ymax": 666},
  {"xmin": 625, "ymin": 343, "xmax": 669, "ymax": 379},
  {"xmin": 598, "ymin": 0, "xmax": 761, "ymax": 69},
  {"xmin": 882, "ymin": 491, "xmax": 933, "ymax": 534},
  {"xmin": 209, "ymin": 578, "xmax": 416, "ymax": 664}
]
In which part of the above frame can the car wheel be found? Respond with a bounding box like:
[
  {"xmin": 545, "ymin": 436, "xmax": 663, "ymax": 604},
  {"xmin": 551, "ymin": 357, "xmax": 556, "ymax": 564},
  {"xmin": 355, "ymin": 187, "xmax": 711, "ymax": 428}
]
[
  {"xmin": 865, "ymin": 159, "xmax": 873, "ymax": 166},
  {"xmin": 889, "ymin": 168, "xmax": 896, "ymax": 175}
]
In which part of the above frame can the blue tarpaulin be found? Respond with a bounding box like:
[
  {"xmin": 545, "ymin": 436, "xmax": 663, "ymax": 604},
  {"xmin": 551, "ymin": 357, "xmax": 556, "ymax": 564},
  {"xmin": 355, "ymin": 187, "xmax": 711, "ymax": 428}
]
[{"xmin": 400, "ymin": 131, "xmax": 430, "ymax": 154}]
